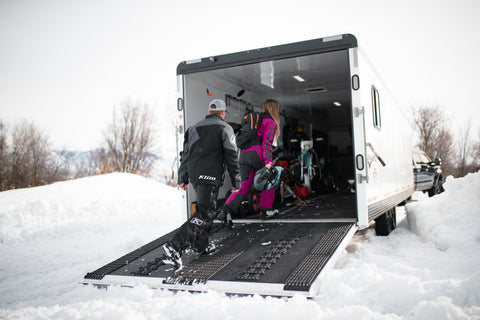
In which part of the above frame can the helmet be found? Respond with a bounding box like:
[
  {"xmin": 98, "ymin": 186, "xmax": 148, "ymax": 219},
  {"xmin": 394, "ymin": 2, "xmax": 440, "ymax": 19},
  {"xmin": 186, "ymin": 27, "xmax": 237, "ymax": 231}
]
[
  {"xmin": 254, "ymin": 166, "xmax": 282, "ymax": 191},
  {"xmin": 295, "ymin": 185, "xmax": 309, "ymax": 199}
]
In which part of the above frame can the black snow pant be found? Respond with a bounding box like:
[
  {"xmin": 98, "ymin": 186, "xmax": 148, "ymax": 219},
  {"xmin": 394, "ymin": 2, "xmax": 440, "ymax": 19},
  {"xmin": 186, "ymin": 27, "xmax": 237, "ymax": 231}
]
[
  {"xmin": 170, "ymin": 183, "xmax": 219, "ymax": 254},
  {"xmin": 224, "ymin": 150, "xmax": 265, "ymax": 216}
]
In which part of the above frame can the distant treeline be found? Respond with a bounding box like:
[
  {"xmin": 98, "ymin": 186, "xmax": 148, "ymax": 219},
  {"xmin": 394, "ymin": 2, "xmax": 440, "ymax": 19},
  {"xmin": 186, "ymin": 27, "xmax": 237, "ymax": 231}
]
[{"xmin": 0, "ymin": 99, "xmax": 176, "ymax": 191}]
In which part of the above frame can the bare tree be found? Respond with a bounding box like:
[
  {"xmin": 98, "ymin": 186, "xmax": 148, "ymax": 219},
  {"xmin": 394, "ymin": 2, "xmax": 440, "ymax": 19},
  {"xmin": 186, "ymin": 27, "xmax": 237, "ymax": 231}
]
[
  {"xmin": 474, "ymin": 128, "xmax": 480, "ymax": 170},
  {"xmin": 53, "ymin": 150, "xmax": 72, "ymax": 180},
  {"xmin": 103, "ymin": 100, "xmax": 157, "ymax": 176},
  {"xmin": 456, "ymin": 120, "xmax": 470, "ymax": 177},
  {"xmin": 412, "ymin": 106, "xmax": 456, "ymax": 176},
  {"xmin": 10, "ymin": 121, "xmax": 32, "ymax": 188},
  {"xmin": 0, "ymin": 121, "xmax": 9, "ymax": 191},
  {"xmin": 7, "ymin": 120, "xmax": 62, "ymax": 188},
  {"xmin": 413, "ymin": 106, "xmax": 445, "ymax": 156},
  {"xmin": 432, "ymin": 125, "xmax": 455, "ymax": 176},
  {"xmin": 455, "ymin": 119, "xmax": 479, "ymax": 177}
]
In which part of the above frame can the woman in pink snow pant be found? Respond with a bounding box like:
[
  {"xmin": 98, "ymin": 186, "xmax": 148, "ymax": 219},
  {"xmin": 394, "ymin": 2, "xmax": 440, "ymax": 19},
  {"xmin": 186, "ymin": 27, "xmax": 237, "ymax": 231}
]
[{"xmin": 223, "ymin": 99, "xmax": 280, "ymax": 216}]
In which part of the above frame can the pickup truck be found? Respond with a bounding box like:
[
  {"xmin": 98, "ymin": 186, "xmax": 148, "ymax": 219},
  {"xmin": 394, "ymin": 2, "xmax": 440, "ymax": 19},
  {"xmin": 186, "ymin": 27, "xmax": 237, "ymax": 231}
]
[{"xmin": 413, "ymin": 149, "xmax": 444, "ymax": 197}]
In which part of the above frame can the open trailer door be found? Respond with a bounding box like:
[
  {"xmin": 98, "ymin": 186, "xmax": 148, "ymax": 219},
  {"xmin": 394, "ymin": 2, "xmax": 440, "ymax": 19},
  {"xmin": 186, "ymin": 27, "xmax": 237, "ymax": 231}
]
[{"xmin": 348, "ymin": 47, "xmax": 369, "ymax": 228}]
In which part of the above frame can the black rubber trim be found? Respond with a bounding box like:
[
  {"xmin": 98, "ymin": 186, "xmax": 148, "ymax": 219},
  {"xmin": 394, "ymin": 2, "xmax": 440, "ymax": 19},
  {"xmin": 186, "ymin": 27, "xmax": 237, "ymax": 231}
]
[{"xmin": 283, "ymin": 223, "xmax": 352, "ymax": 291}]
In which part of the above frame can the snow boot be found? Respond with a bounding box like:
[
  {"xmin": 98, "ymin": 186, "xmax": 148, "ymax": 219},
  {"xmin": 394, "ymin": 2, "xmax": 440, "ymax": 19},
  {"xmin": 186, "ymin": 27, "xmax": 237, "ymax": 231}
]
[
  {"xmin": 259, "ymin": 208, "xmax": 279, "ymax": 220},
  {"xmin": 216, "ymin": 207, "xmax": 233, "ymax": 229},
  {"xmin": 202, "ymin": 242, "xmax": 217, "ymax": 255}
]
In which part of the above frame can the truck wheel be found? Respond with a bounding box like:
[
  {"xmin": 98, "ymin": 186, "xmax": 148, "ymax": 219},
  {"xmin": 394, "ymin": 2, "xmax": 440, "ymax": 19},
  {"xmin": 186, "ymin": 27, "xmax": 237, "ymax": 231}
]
[
  {"xmin": 375, "ymin": 207, "xmax": 397, "ymax": 236},
  {"xmin": 428, "ymin": 182, "xmax": 443, "ymax": 197},
  {"xmin": 398, "ymin": 196, "xmax": 412, "ymax": 206}
]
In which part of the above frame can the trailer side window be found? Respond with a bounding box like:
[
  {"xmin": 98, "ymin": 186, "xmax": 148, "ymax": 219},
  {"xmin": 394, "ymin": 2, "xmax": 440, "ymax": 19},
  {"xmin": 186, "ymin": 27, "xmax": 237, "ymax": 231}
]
[{"xmin": 371, "ymin": 85, "xmax": 381, "ymax": 129}]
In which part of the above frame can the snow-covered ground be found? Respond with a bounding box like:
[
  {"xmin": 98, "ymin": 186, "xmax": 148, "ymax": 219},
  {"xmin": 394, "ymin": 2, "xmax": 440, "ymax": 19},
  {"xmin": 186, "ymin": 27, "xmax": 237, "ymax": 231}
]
[{"xmin": 0, "ymin": 172, "xmax": 479, "ymax": 320}]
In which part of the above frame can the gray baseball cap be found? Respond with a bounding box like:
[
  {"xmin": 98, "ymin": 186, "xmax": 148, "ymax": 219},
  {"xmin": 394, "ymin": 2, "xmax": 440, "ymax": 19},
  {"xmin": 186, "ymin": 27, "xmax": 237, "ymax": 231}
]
[{"xmin": 208, "ymin": 99, "xmax": 227, "ymax": 111}]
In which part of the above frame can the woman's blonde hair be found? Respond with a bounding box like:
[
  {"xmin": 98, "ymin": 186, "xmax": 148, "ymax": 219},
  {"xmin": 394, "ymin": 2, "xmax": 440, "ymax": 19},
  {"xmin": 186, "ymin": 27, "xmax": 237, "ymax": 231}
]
[{"xmin": 263, "ymin": 99, "xmax": 280, "ymax": 140}]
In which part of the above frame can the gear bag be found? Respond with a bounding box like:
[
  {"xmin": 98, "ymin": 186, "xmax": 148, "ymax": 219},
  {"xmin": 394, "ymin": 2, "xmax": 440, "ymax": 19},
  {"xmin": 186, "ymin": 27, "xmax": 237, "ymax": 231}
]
[{"xmin": 236, "ymin": 111, "xmax": 263, "ymax": 150}]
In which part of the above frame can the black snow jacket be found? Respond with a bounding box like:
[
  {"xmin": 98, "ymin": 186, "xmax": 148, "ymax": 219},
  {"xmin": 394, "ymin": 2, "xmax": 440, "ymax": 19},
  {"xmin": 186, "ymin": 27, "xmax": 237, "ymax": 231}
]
[{"xmin": 177, "ymin": 114, "xmax": 241, "ymax": 189}]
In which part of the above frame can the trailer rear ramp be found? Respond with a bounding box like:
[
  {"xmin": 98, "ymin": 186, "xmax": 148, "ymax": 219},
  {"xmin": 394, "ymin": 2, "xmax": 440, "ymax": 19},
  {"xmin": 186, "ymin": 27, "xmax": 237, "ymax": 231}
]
[{"xmin": 83, "ymin": 218, "xmax": 357, "ymax": 298}]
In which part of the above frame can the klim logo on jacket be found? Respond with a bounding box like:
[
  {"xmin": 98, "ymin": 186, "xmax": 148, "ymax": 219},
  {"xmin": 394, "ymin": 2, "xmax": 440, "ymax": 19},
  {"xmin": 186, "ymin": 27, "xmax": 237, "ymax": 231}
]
[{"xmin": 198, "ymin": 175, "xmax": 217, "ymax": 181}]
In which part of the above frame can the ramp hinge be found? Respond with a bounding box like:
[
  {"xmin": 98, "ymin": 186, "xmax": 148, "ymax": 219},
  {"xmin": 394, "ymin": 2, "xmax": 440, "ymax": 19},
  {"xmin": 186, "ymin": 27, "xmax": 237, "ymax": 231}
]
[
  {"xmin": 354, "ymin": 107, "xmax": 365, "ymax": 117},
  {"xmin": 358, "ymin": 174, "xmax": 368, "ymax": 183}
]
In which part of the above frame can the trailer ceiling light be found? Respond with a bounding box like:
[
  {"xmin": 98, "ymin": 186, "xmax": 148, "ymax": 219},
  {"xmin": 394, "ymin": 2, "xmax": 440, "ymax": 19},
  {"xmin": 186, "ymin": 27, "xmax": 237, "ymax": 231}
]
[
  {"xmin": 334, "ymin": 101, "xmax": 342, "ymax": 107},
  {"xmin": 293, "ymin": 75, "xmax": 305, "ymax": 82}
]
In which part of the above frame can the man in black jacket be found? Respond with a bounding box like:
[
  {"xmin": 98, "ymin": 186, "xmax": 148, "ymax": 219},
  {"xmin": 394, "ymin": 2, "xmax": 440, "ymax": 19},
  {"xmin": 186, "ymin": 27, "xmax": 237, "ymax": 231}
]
[{"xmin": 161, "ymin": 99, "xmax": 240, "ymax": 269}]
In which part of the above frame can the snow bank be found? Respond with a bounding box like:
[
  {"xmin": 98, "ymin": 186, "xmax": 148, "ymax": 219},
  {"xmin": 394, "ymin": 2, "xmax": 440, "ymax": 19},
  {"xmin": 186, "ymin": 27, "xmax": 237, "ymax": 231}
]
[
  {"xmin": 0, "ymin": 173, "xmax": 186, "ymax": 317},
  {"xmin": 0, "ymin": 173, "xmax": 184, "ymax": 244},
  {"xmin": 314, "ymin": 173, "xmax": 480, "ymax": 319},
  {"xmin": 406, "ymin": 172, "xmax": 480, "ymax": 252}
]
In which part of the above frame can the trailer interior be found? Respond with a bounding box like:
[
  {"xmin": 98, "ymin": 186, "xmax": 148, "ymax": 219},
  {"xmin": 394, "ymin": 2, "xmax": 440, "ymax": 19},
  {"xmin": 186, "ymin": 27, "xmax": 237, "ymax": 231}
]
[{"xmin": 182, "ymin": 48, "xmax": 356, "ymax": 222}]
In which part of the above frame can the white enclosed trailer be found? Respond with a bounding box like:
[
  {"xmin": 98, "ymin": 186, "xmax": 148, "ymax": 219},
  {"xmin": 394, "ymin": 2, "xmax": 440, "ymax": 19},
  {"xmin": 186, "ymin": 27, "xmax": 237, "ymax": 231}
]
[{"xmin": 84, "ymin": 34, "xmax": 413, "ymax": 297}]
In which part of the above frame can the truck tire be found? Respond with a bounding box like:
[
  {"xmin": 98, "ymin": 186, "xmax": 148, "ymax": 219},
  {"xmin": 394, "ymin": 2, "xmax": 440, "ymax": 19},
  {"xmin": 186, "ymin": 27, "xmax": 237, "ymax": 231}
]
[
  {"xmin": 375, "ymin": 207, "xmax": 397, "ymax": 236},
  {"xmin": 428, "ymin": 181, "xmax": 444, "ymax": 197}
]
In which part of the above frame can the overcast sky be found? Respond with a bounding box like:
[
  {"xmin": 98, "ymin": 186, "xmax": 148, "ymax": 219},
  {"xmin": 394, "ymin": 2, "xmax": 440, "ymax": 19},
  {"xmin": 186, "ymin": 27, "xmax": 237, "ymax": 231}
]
[{"xmin": 1, "ymin": 0, "xmax": 479, "ymax": 152}]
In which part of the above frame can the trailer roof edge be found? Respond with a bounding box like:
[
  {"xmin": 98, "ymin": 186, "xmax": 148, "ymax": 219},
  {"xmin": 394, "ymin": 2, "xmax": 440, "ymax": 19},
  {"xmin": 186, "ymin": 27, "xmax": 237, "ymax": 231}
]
[{"xmin": 176, "ymin": 33, "xmax": 357, "ymax": 75}]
